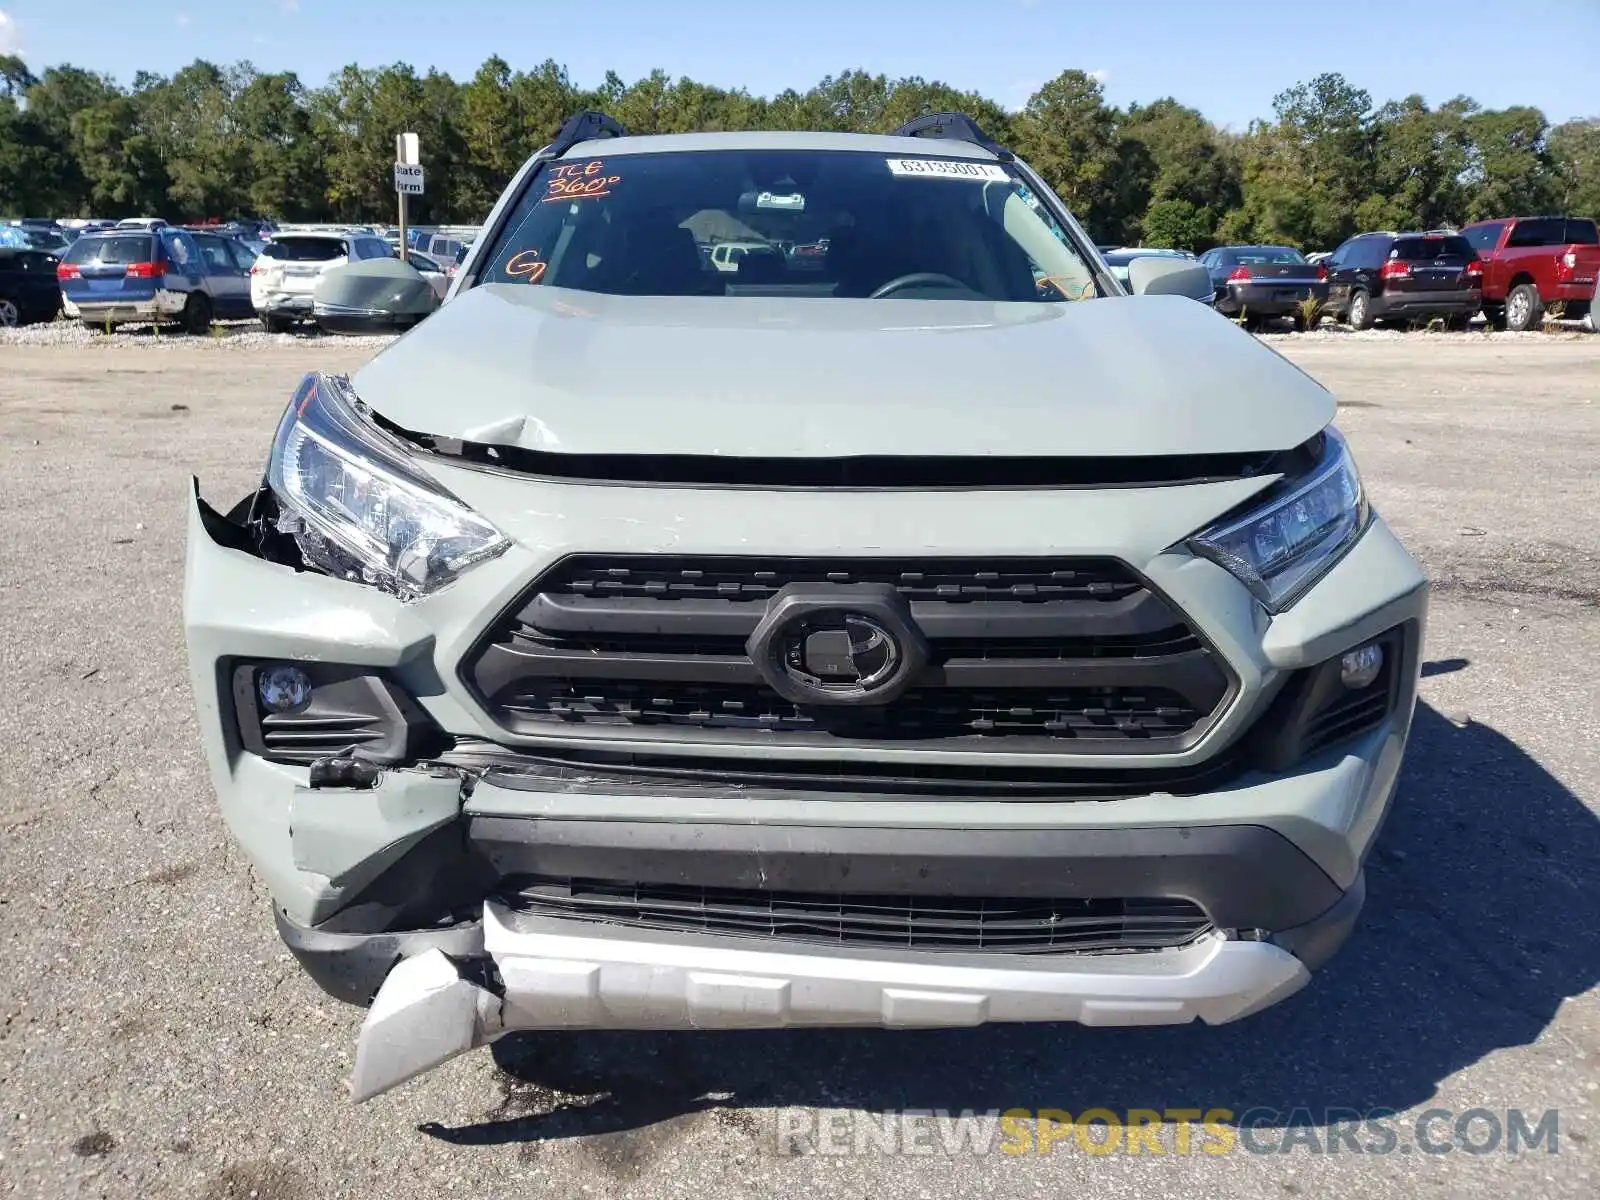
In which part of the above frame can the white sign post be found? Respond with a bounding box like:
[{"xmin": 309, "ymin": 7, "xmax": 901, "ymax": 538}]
[{"xmin": 394, "ymin": 132, "xmax": 421, "ymax": 262}]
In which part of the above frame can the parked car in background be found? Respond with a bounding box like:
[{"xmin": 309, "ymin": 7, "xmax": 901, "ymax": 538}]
[
  {"xmin": 1461, "ymin": 216, "xmax": 1599, "ymax": 331},
  {"xmin": 30, "ymin": 228, "xmax": 78, "ymax": 251},
  {"xmin": 1305, "ymin": 251, "xmax": 1333, "ymax": 267},
  {"xmin": 1324, "ymin": 231, "xmax": 1482, "ymax": 330},
  {"xmin": 1200, "ymin": 245, "xmax": 1329, "ymax": 328},
  {"xmin": 418, "ymin": 233, "xmax": 471, "ymax": 266},
  {"xmin": 114, "ymin": 217, "xmax": 170, "ymax": 230},
  {"xmin": 56, "ymin": 226, "xmax": 246, "ymax": 332},
  {"xmin": 0, "ymin": 246, "xmax": 64, "ymax": 326},
  {"xmin": 251, "ymin": 230, "xmax": 395, "ymax": 332},
  {"xmin": 313, "ymin": 257, "xmax": 441, "ymax": 334},
  {"xmin": 188, "ymin": 231, "xmax": 260, "ymax": 320}
]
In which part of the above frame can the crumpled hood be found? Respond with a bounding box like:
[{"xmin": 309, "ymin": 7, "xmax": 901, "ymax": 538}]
[{"xmin": 353, "ymin": 286, "xmax": 1333, "ymax": 458}]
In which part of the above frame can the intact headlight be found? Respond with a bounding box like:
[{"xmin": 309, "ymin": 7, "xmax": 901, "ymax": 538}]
[
  {"xmin": 1188, "ymin": 428, "xmax": 1369, "ymax": 613},
  {"xmin": 267, "ymin": 373, "xmax": 509, "ymax": 598}
]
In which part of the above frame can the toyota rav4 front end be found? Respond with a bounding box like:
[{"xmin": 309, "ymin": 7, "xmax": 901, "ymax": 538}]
[{"xmin": 184, "ymin": 112, "xmax": 1426, "ymax": 1102}]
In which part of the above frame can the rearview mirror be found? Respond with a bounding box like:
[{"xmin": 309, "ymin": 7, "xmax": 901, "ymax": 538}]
[
  {"xmin": 1127, "ymin": 258, "xmax": 1215, "ymax": 304},
  {"xmin": 313, "ymin": 259, "xmax": 440, "ymax": 335}
]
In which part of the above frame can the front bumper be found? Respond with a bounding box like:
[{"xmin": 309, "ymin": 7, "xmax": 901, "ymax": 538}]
[{"xmin": 184, "ymin": 468, "xmax": 1427, "ymax": 1099}]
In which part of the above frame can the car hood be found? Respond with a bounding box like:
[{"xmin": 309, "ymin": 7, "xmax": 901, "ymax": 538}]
[{"xmin": 353, "ymin": 285, "xmax": 1333, "ymax": 458}]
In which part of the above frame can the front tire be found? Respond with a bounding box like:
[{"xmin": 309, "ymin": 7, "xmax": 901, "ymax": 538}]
[
  {"xmin": 1505, "ymin": 283, "xmax": 1542, "ymax": 332},
  {"xmin": 181, "ymin": 293, "xmax": 213, "ymax": 335},
  {"xmin": 1347, "ymin": 288, "xmax": 1374, "ymax": 330},
  {"xmin": 0, "ymin": 298, "xmax": 19, "ymax": 327}
]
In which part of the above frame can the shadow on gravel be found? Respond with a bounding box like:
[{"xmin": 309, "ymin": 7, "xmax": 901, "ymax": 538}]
[{"xmin": 419, "ymin": 692, "xmax": 1598, "ymax": 1146}]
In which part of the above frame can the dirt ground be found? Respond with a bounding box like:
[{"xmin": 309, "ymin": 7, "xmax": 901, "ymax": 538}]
[{"xmin": 0, "ymin": 334, "xmax": 1595, "ymax": 1199}]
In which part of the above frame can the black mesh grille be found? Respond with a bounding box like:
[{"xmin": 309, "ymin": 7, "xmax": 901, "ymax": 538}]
[
  {"xmin": 1300, "ymin": 660, "xmax": 1395, "ymax": 757},
  {"xmin": 498, "ymin": 680, "xmax": 1203, "ymax": 740},
  {"xmin": 504, "ymin": 878, "xmax": 1213, "ymax": 954},
  {"xmin": 462, "ymin": 554, "xmax": 1232, "ymax": 753},
  {"xmin": 553, "ymin": 558, "xmax": 1142, "ymax": 605}
]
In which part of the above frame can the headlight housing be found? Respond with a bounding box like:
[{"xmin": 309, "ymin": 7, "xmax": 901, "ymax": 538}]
[
  {"xmin": 267, "ymin": 373, "xmax": 509, "ymax": 598},
  {"xmin": 1188, "ymin": 428, "xmax": 1369, "ymax": 612}
]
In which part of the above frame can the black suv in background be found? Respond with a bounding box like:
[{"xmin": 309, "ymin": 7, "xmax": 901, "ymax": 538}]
[
  {"xmin": 0, "ymin": 246, "xmax": 63, "ymax": 327},
  {"xmin": 1325, "ymin": 232, "xmax": 1483, "ymax": 329}
]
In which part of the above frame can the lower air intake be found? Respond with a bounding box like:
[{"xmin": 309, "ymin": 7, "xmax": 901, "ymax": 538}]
[{"xmin": 502, "ymin": 878, "xmax": 1214, "ymax": 954}]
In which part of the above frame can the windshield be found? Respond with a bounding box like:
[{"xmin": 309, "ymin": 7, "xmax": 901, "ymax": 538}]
[
  {"xmin": 1231, "ymin": 247, "xmax": 1305, "ymax": 265},
  {"xmin": 262, "ymin": 237, "xmax": 347, "ymax": 262},
  {"xmin": 475, "ymin": 149, "xmax": 1102, "ymax": 302},
  {"xmin": 64, "ymin": 235, "xmax": 154, "ymax": 265},
  {"xmin": 1392, "ymin": 236, "xmax": 1474, "ymax": 262}
]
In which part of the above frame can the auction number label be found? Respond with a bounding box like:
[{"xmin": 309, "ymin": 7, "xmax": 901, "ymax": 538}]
[
  {"xmin": 885, "ymin": 158, "xmax": 1010, "ymax": 182},
  {"xmin": 545, "ymin": 161, "xmax": 623, "ymax": 203}
]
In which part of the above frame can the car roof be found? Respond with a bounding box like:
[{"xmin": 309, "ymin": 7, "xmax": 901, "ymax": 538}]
[
  {"xmin": 78, "ymin": 227, "xmax": 155, "ymax": 238},
  {"xmin": 271, "ymin": 230, "xmax": 355, "ymax": 241},
  {"xmin": 1102, "ymin": 247, "xmax": 1191, "ymax": 262},
  {"xmin": 555, "ymin": 129, "xmax": 1000, "ymax": 161}
]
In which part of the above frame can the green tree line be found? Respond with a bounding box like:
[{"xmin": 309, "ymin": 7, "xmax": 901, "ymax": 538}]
[{"xmin": 2, "ymin": 53, "xmax": 1597, "ymax": 250}]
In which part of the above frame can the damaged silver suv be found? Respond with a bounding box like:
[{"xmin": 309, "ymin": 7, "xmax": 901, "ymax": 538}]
[{"xmin": 184, "ymin": 112, "xmax": 1427, "ymax": 1102}]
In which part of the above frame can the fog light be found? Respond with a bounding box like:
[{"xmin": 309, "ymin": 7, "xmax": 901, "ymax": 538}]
[
  {"xmin": 1339, "ymin": 643, "xmax": 1384, "ymax": 690},
  {"xmin": 258, "ymin": 664, "xmax": 313, "ymax": 714}
]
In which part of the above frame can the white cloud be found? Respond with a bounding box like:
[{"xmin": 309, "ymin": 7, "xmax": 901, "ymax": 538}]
[
  {"xmin": 175, "ymin": 12, "xmax": 191, "ymax": 26},
  {"xmin": 1004, "ymin": 80, "xmax": 1041, "ymax": 113},
  {"xmin": 280, "ymin": 0, "xmax": 299, "ymax": 11},
  {"xmin": 0, "ymin": 9, "xmax": 21, "ymax": 55},
  {"xmin": 1088, "ymin": 68, "xmax": 1111, "ymax": 85}
]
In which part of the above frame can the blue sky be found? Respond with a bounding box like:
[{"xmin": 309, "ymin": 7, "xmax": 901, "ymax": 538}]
[{"xmin": 2, "ymin": 0, "xmax": 1597, "ymax": 129}]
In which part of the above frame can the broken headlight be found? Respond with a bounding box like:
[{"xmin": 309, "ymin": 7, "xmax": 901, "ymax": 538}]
[
  {"xmin": 267, "ymin": 373, "xmax": 510, "ymax": 598},
  {"xmin": 1187, "ymin": 427, "xmax": 1369, "ymax": 613}
]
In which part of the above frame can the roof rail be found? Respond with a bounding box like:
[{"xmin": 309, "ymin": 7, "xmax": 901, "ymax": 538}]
[
  {"xmin": 541, "ymin": 110, "xmax": 628, "ymax": 161},
  {"xmin": 891, "ymin": 112, "xmax": 1013, "ymax": 162}
]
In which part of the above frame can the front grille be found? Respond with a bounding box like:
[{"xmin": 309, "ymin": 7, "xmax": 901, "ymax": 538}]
[
  {"xmin": 462, "ymin": 555, "xmax": 1232, "ymax": 753},
  {"xmin": 497, "ymin": 680, "xmax": 1203, "ymax": 740},
  {"xmin": 555, "ymin": 558, "xmax": 1142, "ymax": 605},
  {"xmin": 504, "ymin": 878, "xmax": 1214, "ymax": 954}
]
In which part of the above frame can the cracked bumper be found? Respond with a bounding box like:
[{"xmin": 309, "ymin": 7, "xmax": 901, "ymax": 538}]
[{"xmin": 347, "ymin": 901, "xmax": 1312, "ymax": 1102}]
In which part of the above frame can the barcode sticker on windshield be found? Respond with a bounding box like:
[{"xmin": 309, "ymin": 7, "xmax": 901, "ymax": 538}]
[{"xmin": 886, "ymin": 158, "xmax": 1010, "ymax": 182}]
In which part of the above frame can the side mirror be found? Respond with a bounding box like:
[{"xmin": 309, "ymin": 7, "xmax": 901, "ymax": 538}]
[
  {"xmin": 313, "ymin": 259, "xmax": 441, "ymax": 336},
  {"xmin": 1127, "ymin": 257, "xmax": 1215, "ymax": 303}
]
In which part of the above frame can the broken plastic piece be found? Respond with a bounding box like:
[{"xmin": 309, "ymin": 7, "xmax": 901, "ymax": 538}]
[
  {"xmin": 308, "ymin": 755, "xmax": 384, "ymax": 790},
  {"xmin": 348, "ymin": 949, "xmax": 498, "ymax": 1103}
]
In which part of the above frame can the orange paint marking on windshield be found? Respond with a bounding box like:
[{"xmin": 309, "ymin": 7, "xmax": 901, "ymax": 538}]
[
  {"xmin": 544, "ymin": 160, "xmax": 623, "ymax": 203},
  {"xmin": 505, "ymin": 250, "xmax": 547, "ymax": 283}
]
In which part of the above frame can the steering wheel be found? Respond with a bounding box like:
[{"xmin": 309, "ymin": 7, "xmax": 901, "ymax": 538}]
[{"xmin": 868, "ymin": 272, "xmax": 972, "ymax": 299}]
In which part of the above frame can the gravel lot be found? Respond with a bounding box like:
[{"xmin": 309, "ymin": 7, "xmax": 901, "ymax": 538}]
[{"xmin": 0, "ymin": 332, "xmax": 1595, "ymax": 1199}]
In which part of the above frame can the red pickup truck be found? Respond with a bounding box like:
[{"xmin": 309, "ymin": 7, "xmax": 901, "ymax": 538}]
[{"xmin": 1462, "ymin": 216, "xmax": 1600, "ymax": 330}]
